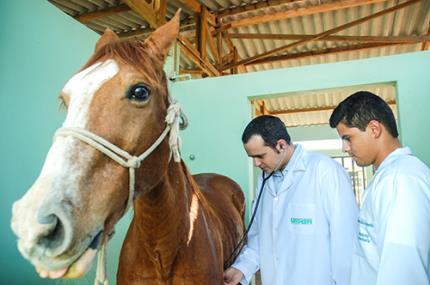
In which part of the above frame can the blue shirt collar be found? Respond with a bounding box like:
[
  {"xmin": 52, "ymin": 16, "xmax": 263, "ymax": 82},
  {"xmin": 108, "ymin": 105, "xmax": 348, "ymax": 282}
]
[{"xmin": 272, "ymin": 144, "xmax": 306, "ymax": 177}]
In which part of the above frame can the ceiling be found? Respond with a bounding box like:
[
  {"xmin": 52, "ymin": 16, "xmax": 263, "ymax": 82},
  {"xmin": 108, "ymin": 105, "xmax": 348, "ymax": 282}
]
[
  {"xmin": 48, "ymin": 0, "xmax": 430, "ymax": 79},
  {"xmin": 47, "ymin": 0, "xmax": 418, "ymax": 127},
  {"xmin": 251, "ymin": 83, "xmax": 397, "ymax": 127}
]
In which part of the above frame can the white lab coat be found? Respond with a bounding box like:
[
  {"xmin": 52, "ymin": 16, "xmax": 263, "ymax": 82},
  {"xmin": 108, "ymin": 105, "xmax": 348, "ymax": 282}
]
[
  {"xmin": 233, "ymin": 144, "xmax": 358, "ymax": 285},
  {"xmin": 350, "ymin": 147, "xmax": 430, "ymax": 285}
]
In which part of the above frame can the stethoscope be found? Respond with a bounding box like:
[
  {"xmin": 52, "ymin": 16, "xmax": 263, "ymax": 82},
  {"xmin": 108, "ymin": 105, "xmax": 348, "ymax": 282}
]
[{"xmin": 224, "ymin": 146, "xmax": 288, "ymax": 269}]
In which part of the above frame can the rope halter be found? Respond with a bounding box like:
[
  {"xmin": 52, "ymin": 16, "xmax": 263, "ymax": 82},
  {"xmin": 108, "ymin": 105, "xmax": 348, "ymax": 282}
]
[{"xmin": 53, "ymin": 100, "xmax": 183, "ymax": 285}]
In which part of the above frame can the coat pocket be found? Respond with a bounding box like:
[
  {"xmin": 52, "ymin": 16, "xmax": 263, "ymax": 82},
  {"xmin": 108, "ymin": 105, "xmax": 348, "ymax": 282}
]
[{"xmin": 287, "ymin": 203, "xmax": 316, "ymax": 235}]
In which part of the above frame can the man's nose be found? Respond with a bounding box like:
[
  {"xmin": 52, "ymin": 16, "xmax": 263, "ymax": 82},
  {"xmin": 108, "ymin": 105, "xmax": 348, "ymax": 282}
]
[
  {"xmin": 253, "ymin": 158, "xmax": 261, "ymax": 167},
  {"xmin": 342, "ymin": 140, "xmax": 350, "ymax": 153}
]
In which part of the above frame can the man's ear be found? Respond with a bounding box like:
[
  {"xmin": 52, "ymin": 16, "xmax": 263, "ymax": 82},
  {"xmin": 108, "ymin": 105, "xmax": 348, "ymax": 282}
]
[
  {"xmin": 276, "ymin": 139, "xmax": 288, "ymax": 152},
  {"xmin": 368, "ymin": 120, "xmax": 383, "ymax": 138}
]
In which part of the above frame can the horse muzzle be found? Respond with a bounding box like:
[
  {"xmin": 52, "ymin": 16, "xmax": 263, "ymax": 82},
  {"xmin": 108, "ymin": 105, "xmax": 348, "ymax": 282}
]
[{"xmin": 10, "ymin": 189, "xmax": 101, "ymax": 278}]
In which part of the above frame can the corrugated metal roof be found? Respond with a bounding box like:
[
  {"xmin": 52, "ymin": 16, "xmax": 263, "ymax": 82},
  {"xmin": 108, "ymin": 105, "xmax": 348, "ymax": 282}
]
[
  {"xmin": 252, "ymin": 83, "xmax": 397, "ymax": 127},
  {"xmin": 47, "ymin": 0, "xmax": 430, "ymax": 78},
  {"xmin": 225, "ymin": 0, "xmax": 430, "ymax": 72}
]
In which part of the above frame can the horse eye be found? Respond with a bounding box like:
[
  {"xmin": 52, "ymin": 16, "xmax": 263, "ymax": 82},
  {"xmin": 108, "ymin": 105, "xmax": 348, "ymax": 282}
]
[{"xmin": 127, "ymin": 84, "xmax": 151, "ymax": 101}]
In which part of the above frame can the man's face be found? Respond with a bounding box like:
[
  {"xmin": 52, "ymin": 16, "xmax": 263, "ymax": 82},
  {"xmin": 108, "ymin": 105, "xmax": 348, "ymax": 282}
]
[
  {"xmin": 244, "ymin": 135, "xmax": 283, "ymax": 173},
  {"xmin": 335, "ymin": 122, "xmax": 376, "ymax": 167}
]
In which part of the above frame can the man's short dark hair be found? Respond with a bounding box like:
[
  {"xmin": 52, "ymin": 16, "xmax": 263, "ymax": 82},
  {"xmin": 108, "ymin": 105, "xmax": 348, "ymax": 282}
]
[
  {"xmin": 329, "ymin": 91, "xmax": 398, "ymax": 138},
  {"xmin": 242, "ymin": 115, "xmax": 291, "ymax": 148}
]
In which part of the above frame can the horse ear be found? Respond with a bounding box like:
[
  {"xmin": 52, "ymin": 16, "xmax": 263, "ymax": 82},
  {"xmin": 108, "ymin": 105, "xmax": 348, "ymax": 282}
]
[
  {"xmin": 144, "ymin": 10, "xmax": 181, "ymax": 61},
  {"xmin": 95, "ymin": 29, "xmax": 119, "ymax": 52}
]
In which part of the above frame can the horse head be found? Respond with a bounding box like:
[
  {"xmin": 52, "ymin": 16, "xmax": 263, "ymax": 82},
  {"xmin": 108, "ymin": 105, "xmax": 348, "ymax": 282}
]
[{"xmin": 11, "ymin": 11, "xmax": 181, "ymax": 279}]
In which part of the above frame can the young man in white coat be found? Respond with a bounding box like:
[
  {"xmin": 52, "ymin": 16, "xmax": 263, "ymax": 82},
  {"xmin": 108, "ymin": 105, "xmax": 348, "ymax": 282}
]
[
  {"xmin": 223, "ymin": 115, "xmax": 358, "ymax": 285},
  {"xmin": 329, "ymin": 91, "xmax": 430, "ymax": 285}
]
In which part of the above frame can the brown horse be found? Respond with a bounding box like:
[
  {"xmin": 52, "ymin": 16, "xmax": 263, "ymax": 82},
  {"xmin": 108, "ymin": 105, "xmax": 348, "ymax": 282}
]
[{"xmin": 11, "ymin": 11, "xmax": 245, "ymax": 284}]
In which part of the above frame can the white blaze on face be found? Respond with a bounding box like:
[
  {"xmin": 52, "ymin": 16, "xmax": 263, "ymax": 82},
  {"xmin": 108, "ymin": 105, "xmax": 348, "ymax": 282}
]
[
  {"xmin": 11, "ymin": 60, "xmax": 119, "ymax": 262},
  {"xmin": 40, "ymin": 59, "xmax": 119, "ymax": 178},
  {"xmin": 63, "ymin": 59, "xmax": 119, "ymax": 128}
]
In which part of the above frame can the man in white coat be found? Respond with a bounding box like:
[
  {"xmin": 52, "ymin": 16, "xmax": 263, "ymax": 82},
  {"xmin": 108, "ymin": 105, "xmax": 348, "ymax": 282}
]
[
  {"xmin": 329, "ymin": 91, "xmax": 430, "ymax": 285},
  {"xmin": 223, "ymin": 115, "xmax": 358, "ymax": 285}
]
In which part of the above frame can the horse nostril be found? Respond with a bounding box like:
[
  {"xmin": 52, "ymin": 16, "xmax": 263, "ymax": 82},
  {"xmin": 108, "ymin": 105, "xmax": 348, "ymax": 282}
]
[
  {"xmin": 38, "ymin": 214, "xmax": 65, "ymax": 249},
  {"xmin": 36, "ymin": 211, "xmax": 72, "ymax": 257}
]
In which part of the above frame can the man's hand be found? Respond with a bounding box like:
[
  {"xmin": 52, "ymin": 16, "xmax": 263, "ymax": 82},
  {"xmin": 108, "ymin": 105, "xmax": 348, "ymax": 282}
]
[{"xmin": 223, "ymin": 267, "xmax": 244, "ymax": 285}]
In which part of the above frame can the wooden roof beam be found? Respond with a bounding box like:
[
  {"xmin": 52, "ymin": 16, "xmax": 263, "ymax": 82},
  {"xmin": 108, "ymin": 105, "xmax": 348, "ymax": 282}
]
[
  {"xmin": 221, "ymin": 0, "xmax": 422, "ymax": 71},
  {"xmin": 177, "ymin": 35, "xmax": 221, "ymax": 76},
  {"xmin": 217, "ymin": 0, "xmax": 299, "ymax": 18},
  {"xmin": 196, "ymin": 7, "xmax": 208, "ymax": 61},
  {"xmin": 205, "ymin": 21, "xmax": 221, "ymax": 63},
  {"xmin": 422, "ymin": 19, "xmax": 430, "ymax": 50},
  {"xmin": 253, "ymin": 100, "xmax": 269, "ymax": 116},
  {"xmin": 74, "ymin": 4, "xmax": 131, "ymax": 23},
  {"xmin": 227, "ymin": 34, "xmax": 430, "ymax": 44},
  {"xmin": 175, "ymin": 0, "xmax": 217, "ymax": 26},
  {"xmin": 245, "ymin": 43, "xmax": 401, "ymax": 66},
  {"xmin": 124, "ymin": 0, "xmax": 168, "ymax": 28},
  {"xmin": 220, "ymin": 0, "xmax": 390, "ymax": 29},
  {"xmin": 175, "ymin": 0, "xmax": 202, "ymax": 13}
]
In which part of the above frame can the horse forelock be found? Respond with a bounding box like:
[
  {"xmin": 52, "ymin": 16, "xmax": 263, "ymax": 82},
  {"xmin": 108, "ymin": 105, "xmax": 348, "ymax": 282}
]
[{"xmin": 83, "ymin": 38, "xmax": 167, "ymax": 97}]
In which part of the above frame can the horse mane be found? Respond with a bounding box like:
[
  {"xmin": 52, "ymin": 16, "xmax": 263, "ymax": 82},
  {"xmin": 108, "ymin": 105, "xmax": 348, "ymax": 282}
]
[{"xmin": 81, "ymin": 37, "xmax": 167, "ymax": 94}]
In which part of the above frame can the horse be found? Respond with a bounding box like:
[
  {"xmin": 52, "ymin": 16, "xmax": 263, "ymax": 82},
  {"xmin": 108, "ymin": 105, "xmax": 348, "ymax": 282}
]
[{"xmin": 11, "ymin": 11, "xmax": 245, "ymax": 284}]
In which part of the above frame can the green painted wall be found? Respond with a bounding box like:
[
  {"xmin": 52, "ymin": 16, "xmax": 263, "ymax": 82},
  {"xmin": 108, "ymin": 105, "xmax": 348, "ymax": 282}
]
[
  {"xmin": 2, "ymin": 1, "xmax": 430, "ymax": 284},
  {"xmin": 172, "ymin": 51, "xmax": 430, "ymax": 218},
  {"xmin": 0, "ymin": 1, "xmax": 116, "ymax": 284},
  {"xmin": 289, "ymin": 125, "xmax": 340, "ymax": 141}
]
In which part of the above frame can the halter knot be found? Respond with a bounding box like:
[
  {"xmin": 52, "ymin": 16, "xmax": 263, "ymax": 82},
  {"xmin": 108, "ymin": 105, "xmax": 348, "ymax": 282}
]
[
  {"xmin": 165, "ymin": 101, "xmax": 182, "ymax": 162},
  {"xmin": 165, "ymin": 101, "xmax": 181, "ymax": 125},
  {"xmin": 127, "ymin": 156, "xmax": 141, "ymax": 168}
]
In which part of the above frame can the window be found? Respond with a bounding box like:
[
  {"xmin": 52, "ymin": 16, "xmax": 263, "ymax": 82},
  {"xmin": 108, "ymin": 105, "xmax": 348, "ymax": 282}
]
[{"xmin": 333, "ymin": 156, "xmax": 372, "ymax": 206}]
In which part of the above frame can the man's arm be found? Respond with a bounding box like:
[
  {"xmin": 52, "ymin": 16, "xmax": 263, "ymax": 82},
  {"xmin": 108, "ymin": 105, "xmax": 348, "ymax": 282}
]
[
  {"xmin": 322, "ymin": 161, "xmax": 359, "ymax": 285},
  {"xmin": 228, "ymin": 182, "xmax": 263, "ymax": 285},
  {"xmin": 375, "ymin": 174, "xmax": 430, "ymax": 285}
]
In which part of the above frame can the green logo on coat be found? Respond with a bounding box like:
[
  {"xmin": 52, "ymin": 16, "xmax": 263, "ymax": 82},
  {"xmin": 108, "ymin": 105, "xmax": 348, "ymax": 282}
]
[{"xmin": 290, "ymin": 218, "xmax": 313, "ymax": 225}]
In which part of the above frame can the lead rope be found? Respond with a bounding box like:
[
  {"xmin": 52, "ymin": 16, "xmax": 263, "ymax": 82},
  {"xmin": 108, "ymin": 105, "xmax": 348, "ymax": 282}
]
[
  {"xmin": 95, "ymin": 243, "xmax": 108, "ymax": 285},
  {"xmin": 224, "ymin": 147, "xmax": 288, "ymax": 269},
  {"xmin": 54, "ymin": 101, "xmax": 182, "ymax": 285}
]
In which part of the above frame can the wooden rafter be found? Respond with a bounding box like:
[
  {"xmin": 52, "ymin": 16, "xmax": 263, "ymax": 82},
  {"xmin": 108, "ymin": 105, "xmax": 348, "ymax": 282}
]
[
  {"xmin": 121, "ymin": 0, "xmax": 230, "ymax": 77},
  {"xmin": 75, "ymin": 4, "xmax": 130, "ymax": 23},
  {"xmin": 216, "ymin": 24, "xmax": 223, "ymax": 66},
  {"xmin": 220, "ymin": 0, "xmax": 389, "ymax": 30},
  {"xmin": 124, "ymin": 0, "xmax": 167, "ymax": 28},
  {"xmin": 253, "ymin": 100, "xmax": 268, "ymax": 116},
  {"xmin": 222, "ymin": 34, "xmax": 247, "ymax": 73},
  {"xmin": 205, "ymin": 21, "xmax": 220, "ymax": 63},
  {"xmin": 422, "ymin": 19, "xmax": 430, "ymax": 50},
  {"xmin": 227, "ymin": 34, "xmax": 430, "ymax": 44},
  {"xmin": 180, "ymin": 69, "xmax": 204, "ymax": 75},
  {"xmin": 217, "ymin": 0, "xmax": 300, "ymax": 18},
  {"xmin": 118, "ymin": 18, "xmax": 196, "ymax": 39},
  {"xmin": 175, "ymin": 0, "xmax": 202, "ymax": 13},
  {"xmin": 221, "ymin": 0, "xmax": 422, "ymax": 71},
  {"xmin": 247, "ymin": 43, "xmax": 401, "ymax": 66},
  {"xmin": 119, "ymin": 27, "xmax": 153, "ymax": 39},
  {"xmin": 196, "ymin": 7, "xmax": 207, "ymax": 61},
  {"xmin": 177, "ymin": 35, "xmax": 221, "ymax": 76}
]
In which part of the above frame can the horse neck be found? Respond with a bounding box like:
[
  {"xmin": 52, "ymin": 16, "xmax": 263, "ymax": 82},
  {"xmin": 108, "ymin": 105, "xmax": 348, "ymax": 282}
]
[{"xmin": 132, "ymin": 159, "xmax": 194, "ymax": 268}]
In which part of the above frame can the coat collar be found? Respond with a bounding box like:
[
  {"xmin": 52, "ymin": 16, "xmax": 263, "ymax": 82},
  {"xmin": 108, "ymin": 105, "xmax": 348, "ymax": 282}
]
[{"xmin": 267, "ymin": 144, "xmax": 307, "ymax": 196}]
